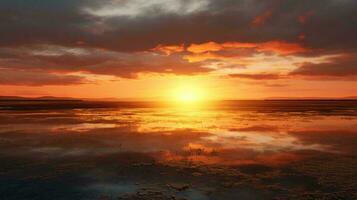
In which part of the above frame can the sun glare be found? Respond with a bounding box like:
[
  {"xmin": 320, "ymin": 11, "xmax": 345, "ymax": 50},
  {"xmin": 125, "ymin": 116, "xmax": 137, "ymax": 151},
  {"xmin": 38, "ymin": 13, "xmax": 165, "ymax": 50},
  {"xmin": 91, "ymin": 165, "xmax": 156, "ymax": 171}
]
[
  {"xmin": 178, "ymin": 89, "xmax": 199, "ymax": 102},
  {"xmin": 172, "ymin": 85, "xmax": 204, "ymax": 103}
]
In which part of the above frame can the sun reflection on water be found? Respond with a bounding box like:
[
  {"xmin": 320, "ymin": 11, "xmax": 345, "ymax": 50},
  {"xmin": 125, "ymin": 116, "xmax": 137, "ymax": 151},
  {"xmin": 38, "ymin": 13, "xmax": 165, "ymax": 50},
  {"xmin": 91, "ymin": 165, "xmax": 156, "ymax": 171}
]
[{"xmin": 0, "ymin": 102, "xmax": 356, "ymax": 166}]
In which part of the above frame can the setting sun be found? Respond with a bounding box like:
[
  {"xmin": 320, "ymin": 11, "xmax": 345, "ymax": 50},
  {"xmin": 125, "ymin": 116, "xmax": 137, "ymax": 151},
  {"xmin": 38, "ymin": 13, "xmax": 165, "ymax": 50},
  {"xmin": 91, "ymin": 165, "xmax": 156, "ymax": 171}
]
[{"xmin": 172, "ymin": 85, "xmax": 205, "ymax": 103}]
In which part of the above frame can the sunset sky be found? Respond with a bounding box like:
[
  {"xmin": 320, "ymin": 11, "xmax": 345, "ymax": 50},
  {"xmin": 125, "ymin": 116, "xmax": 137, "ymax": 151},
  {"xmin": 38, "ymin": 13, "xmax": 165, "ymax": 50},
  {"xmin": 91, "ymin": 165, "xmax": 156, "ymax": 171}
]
[{"xmin": 1, "ymin": 0, "xmax": 357, "ymax": 100}]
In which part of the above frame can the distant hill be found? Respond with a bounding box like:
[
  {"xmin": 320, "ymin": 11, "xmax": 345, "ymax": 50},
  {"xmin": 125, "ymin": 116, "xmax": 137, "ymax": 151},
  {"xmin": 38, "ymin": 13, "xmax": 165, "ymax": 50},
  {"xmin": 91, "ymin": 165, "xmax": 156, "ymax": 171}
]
[
  {"xmin": 343, "ymin": 96, "xmax": 357, "ymax": 99},
  {"xmin": 82, "ymin": 97, "xmax": 162, "ymax": 102},
  {"xmin": 35, "ymin": 96, "xmax": 79, "ymax": 100},
  {"xmin": 0, "ymin": 96, "xmax": 27, "ymax": 100},
  {"xmin": 265, "ymin": 96, "xmax": 357, "ymax": 100},
  {"xmin": 0, "ymin": 96, "xmax": 81, "ymax": 101},
  {"xmin": 0, "ymin": 96, "xmax": 157, "ymax": 102}
]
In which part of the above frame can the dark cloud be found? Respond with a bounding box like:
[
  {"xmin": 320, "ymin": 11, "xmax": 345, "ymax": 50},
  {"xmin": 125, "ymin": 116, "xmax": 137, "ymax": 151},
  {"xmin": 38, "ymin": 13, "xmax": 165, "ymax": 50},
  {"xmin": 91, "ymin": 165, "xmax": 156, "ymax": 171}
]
[
  {"xmin": 0, "ymin": 46, "xmax": 212, "ymax": 79},
  {"xmin": 229, "ymin": 73, "xmax": 283, "ymax": 80},
  {"xmin": 81, "ymin": 53, "xmax": 212, "ymax": 78},
  {"xmin": 230, "ymin": 53, "xmax": 357, "ymax": 81},
  {"xmin": 291, "ymin": 54, "xmax": 357, "ymax": 77},
  {"xmin": 229, "ymin": 125, "xmax": 279, "ymax": 132},
  {"xmin": 1, "ymin": 0, "xmax": 356, "ymax": 51},
  {"xmin": 0, "ymin": 0, "xmax": 96, "ymax": 47},
  {"xmin": 0, "ymin": 69, "xmax": 87, "ymax": 86}
]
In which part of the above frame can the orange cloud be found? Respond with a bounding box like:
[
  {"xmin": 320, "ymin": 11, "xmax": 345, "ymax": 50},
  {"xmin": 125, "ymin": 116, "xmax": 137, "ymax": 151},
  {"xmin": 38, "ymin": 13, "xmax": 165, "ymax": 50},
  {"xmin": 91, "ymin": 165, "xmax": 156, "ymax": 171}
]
[
  {"xmin": 152, "ymin": 44, "xmax": 185, "ymax": 55},
  {"xmin": 187, "ymin": 42, "xmax": 223, "ymax": 54},
  {"xmin": 187, "ymin": 42, "xmax": 257, "ymax": 54},
  {"xmin": 222, "ymin": 42, "xmax": 257, "ymax": 49},
  {"xmin": 187, "ymin": 41, "xmax": 307, "ymax": 55},
  {"xmin": 259, "ymin": 41, "xmax": 307, "ymax": 54},
  {"xmin": 183, "ymin": 52, "xmax": 224, "ymax": 62}
]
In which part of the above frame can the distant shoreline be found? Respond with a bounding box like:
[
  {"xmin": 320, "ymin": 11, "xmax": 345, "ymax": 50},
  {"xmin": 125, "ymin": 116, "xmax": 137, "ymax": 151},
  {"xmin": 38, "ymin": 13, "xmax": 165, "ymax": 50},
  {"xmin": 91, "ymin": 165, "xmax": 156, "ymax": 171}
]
[
  {"xmin": 0, "ymin": 99, "xmax": 83, "ymax": 102},
  {"xmin": 263, "ymin": 99, "xmax": 357, "ymax": 101}
]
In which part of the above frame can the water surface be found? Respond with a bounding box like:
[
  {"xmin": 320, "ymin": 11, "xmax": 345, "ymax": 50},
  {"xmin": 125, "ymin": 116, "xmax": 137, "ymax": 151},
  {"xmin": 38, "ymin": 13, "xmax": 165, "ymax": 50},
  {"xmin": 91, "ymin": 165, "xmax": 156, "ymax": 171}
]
[{"xmin": 0, "ymin": 100, "xmax": 356, "ymax": 199}]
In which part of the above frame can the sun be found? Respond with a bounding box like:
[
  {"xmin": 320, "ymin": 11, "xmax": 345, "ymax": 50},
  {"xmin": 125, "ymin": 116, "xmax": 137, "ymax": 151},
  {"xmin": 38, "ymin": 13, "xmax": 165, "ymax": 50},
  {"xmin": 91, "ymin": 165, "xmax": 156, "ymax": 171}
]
[
  {"xmin": 178, "ymin": 89, "xmax": 199, "ymax": 102},
  {"xmin": 165, "ymin": 77, "xmax": 214, "ymax": 105},
  {"xmin": 172, "ymin": 85, "xmax": 204, "ymax": 103}
]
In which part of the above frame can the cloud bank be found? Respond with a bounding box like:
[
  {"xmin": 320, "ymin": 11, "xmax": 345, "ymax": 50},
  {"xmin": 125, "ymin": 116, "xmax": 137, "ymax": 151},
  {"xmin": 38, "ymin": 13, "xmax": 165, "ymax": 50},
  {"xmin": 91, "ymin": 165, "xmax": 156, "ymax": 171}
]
[{"xmin": 0, "ymin": 0, "xmax": 356, "ymax": 85}]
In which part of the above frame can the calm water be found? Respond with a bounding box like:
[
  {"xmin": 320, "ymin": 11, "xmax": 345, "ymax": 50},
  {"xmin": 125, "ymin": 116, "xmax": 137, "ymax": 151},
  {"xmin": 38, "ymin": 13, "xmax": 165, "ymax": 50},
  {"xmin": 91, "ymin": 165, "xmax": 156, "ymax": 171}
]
[{"xmin": 0, "ymin": 100, "xmax": 356, "ymax": 200}]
